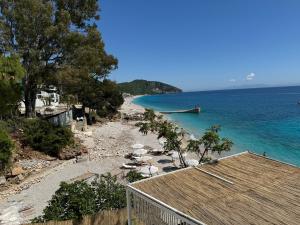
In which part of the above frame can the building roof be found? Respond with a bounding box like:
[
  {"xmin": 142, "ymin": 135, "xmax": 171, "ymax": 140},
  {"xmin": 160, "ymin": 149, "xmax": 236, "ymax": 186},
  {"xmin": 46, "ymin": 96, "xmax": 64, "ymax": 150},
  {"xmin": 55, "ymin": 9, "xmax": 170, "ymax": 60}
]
[{"xmin": 130, "ymin": 152, "xmax": 300, "ymax": 225}]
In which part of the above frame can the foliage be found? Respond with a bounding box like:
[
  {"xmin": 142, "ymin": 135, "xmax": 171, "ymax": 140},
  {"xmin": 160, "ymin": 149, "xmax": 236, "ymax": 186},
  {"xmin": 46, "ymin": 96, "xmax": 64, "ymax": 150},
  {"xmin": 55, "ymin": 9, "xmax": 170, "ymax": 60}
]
[
  {"xmin": 136, "ymin": 109, "xmax": 233, "ymax": 167},
  {"xmin": 22, "ymin": 119, "xmax": 73, "ymax": 156},
  {"xmin": 33, "ymin": 173, "xmax": 126, "ymax": 223},
  {"xmin": 92, "ymin": 173, "xmax": 127, "ymax": 210},
  {"xmin": 0, "ymin": 55, "xmax": 25, "ymax": 118},
  {"xmin": 0, "ymin": 129, "xmax": 13, "ymax": 171},
  {"xmin": 0, "ymin": 0, "xmax": 117, "ymax": 117},
  {"xmin": 187, "ymin": 126, "xmax": 233, "ymax": 163},
  {"xmin": 32, "ymin": 181, "xmax": 97, "ymax": 222},
  {"xmin": 126, "ymin": 170, "xmax": 144, "ymax": 183},
  {"xmin": 118, "ymin": 79, "xmax": 182, "ymax": 95}
]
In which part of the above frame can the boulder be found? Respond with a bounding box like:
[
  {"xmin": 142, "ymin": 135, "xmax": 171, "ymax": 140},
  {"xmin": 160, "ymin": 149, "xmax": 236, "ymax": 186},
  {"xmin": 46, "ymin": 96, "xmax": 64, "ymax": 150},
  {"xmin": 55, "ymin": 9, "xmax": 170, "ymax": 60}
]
[
  {"xmin": 11, "ymin": 166, "xmax": 25, "ymax": 176},
  {"xmin": 0, "ymin": 176, "xmax": 6, "ymax": 185},
  {"xmin": 17, "ymin": 174, "xmax": 24, "ymax": 181}
]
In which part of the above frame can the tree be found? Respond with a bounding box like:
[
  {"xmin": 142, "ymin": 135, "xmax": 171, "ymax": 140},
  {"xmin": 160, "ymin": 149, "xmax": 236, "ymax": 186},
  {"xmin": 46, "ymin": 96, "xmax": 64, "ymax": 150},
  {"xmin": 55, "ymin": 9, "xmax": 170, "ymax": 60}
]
[
  {"xmin": 33, "ymin": 181, "xmax": 97, "ymax": 222},
  {"xmin": 0, "ymin": 129, "xmax": 14, "ymax": 172},
  {"xmin": 187, "ymin": 126, "xmax": 233, "ymax": 163},
  {"xmin": 136, "ymin": 109, "xmax": 233, "ymax": 167},
  {"xmin": 0, "ymin": 54, "xmax": 24, "ymax": 118},
  {"xmin": 136, "ymin": 109, "xmax": 187, "ymax": 167},
  {"xmin": 0, "ymin": 0, "xmax": 117, "ymax": 117},
  {"xmin": 33, "ymin": 173, "xmax": 126, "ymax": 223},
  {"xmin": 92, "ymin": 173, "xmax": 126, "ymax": 211}
]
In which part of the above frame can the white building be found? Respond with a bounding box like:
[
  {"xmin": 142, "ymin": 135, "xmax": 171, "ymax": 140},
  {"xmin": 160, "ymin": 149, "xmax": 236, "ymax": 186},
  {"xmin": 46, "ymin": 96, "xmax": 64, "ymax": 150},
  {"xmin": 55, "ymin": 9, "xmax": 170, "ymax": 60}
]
[{"xmin": 19, "ymin": 85, "xmax": 60, "ymax": 113}]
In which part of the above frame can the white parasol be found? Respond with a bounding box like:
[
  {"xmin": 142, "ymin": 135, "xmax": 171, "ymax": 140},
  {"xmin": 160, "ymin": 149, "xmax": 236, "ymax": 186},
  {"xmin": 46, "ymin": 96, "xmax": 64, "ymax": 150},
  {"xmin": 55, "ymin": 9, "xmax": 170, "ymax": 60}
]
[
  {"xmin": 158, "ymin": 138, "xmax": 166, "ymax": 146},
  {"xmin": 185, "ymin": 159, "xmax": 199, "ymax": 167},
  {"xmin": 133, "ymin": 148, "xmax": 147, "ymax": 156},
  {"xmin": 189, "ymin": 134, "xmax": 197, "ymax": 141},
  {"xmin": 171, "ymin": 151, "xmax": 187, "ymax": 159},
  {"xmin": 131, "ymin": 143, "xmax": 144, "ymax": 149},
  {"xmin": 140, "ymin": 165, "xmax": 159, "ymax": 175}
]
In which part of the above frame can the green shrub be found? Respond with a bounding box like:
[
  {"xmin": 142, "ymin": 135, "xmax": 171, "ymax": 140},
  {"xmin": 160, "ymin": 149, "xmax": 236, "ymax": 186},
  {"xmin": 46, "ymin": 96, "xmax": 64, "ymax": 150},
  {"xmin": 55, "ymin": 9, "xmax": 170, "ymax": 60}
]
[
  {"xmin": 32, "ymin": 181, "xmax": 97, "ymax": 223},
  {"xmin": 0, "ymin": 129, "xmax": 13, "ymax": 171},
  {"xmin": 22, "ymin": 119, "xmax": 73, "ymax": 156},
  {"xmin": 92, "ymin": 173, "xmax": 127, "ymax": 210},
  {"xmin": 126, "ymin": 170, "xmax": 144, "ymax": 183},
  {"xmin": 33, "ymin": 173, "xmax": 127, "ymax": 223}
]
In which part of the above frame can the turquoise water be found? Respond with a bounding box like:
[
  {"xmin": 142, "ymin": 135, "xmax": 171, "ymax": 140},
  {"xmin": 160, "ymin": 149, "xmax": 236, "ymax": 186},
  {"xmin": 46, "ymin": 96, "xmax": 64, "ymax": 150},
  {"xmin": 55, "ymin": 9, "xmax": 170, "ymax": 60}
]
[{"xmin": 134, "ymin": 86, "xmax": 300, "ymax": 166}]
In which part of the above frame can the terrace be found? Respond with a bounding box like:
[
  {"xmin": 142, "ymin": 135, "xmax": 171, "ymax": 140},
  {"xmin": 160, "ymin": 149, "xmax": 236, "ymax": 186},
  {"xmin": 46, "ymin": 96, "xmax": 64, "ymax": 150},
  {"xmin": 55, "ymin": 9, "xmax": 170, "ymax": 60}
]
[{"xmin": 126, "ymin": 152, "xmax": 300, "ymax": 225}]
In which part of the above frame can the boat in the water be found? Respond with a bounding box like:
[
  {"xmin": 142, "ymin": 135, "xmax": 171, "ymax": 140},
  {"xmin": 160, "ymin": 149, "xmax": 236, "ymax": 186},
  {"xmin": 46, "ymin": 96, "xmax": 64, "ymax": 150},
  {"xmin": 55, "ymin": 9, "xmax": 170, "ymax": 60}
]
[{"xmin": 160, "ymin": 106, "xmax": 200, "ymax": 114}]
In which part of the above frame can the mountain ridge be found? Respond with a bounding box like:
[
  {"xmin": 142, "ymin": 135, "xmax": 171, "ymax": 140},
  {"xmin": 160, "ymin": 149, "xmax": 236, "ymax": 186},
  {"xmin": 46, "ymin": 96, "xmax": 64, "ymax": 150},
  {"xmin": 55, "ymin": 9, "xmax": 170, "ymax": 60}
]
[{"xmin": 118, "ymin": 79, "xmax": 182, "ymax": 95}]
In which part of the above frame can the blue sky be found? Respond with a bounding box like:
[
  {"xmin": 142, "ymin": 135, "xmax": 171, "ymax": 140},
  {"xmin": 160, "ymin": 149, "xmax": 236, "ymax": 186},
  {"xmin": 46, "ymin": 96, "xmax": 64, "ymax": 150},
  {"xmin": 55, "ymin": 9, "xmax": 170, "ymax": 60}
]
[{"xmin": 98, "ymin": 0, "xmax": 300, "ymax": 91}]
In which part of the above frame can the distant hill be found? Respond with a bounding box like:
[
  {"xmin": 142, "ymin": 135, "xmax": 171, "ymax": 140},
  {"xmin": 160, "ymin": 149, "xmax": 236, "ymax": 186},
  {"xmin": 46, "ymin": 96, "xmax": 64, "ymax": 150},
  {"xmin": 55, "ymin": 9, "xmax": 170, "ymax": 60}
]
[{"xmin": 118, "ymin": 79, "xmax": 182, "ymax": 95}]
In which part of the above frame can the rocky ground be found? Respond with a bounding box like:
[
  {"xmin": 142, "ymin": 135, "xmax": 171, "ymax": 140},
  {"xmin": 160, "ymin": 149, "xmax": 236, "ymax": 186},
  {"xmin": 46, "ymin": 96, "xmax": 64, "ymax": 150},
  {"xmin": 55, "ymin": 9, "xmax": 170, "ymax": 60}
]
[{"xmin": 0, "ymin": 96, "xmax": 203, "ymax": 224}]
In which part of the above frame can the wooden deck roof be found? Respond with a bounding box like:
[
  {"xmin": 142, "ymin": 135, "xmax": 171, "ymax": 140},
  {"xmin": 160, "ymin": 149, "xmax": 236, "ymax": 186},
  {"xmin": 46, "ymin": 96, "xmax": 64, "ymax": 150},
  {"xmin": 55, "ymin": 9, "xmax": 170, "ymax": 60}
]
[{"xmin": 130, "ymin": 152, "xmax": 300, "ymax": 225}]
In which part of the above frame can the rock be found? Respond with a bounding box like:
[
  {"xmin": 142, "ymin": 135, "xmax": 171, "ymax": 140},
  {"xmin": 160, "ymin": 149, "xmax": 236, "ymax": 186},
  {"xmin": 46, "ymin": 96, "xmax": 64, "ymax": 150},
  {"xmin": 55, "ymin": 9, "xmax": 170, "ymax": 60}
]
[
  {"xmin": 11, "ymin": 166, "xmax": 25, "ymax": 176},
  {"xmin": 0, "ymin": 176, "xmax": 6, "ymax": 185},
  {"xmin": 17, "ymin": 174, "xmax": 24, "ymax": 181}
]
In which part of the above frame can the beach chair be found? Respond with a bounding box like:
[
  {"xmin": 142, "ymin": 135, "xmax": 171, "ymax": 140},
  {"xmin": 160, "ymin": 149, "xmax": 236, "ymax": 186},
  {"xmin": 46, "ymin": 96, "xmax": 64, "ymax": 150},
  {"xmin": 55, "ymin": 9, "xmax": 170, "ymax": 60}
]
[{"xmin": 121, "ymin": 163, "xmax": 137, "ymax": 169}]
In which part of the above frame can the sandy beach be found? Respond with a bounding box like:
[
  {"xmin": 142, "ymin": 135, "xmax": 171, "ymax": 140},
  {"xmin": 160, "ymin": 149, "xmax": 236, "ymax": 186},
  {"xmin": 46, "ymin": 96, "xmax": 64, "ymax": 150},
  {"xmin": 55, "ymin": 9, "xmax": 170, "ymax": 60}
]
[{"xmin": 0, "ymin": 96, "xmax": 194, "ymax": 224}]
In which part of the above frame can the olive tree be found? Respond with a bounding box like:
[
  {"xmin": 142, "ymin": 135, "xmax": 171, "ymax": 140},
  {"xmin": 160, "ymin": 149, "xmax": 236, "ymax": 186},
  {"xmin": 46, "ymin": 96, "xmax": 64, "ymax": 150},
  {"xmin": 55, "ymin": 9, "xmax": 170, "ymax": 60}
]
[{"xmin": 136, "ymin": 109, "xmax": 233, "ymax": 167}]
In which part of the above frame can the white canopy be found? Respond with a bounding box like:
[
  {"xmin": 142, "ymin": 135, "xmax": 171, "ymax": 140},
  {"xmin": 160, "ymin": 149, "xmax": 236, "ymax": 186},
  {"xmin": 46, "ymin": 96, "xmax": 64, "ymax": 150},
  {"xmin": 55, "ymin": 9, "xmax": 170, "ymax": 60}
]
[
  {"xmin": 133, "ymin": 148, "xmax": 147, "ymax": 156},
  {"xmin": 132, "ymin": 143, "xmax": 144, "ymax": 149},
  {"xmin": 189, "ymin": 134, "xmax": 197, "ymax": 141},
  {"xmin": 171, "ymin": 151, "xmax": 187, "ymax": 159},
  {"xmin": 158, "ymin": 138, "xmax": 166, "ymax": 146},
  {"xmin": 140, "ymin": 165, "xmax": 159, "ymax": 175},
  {"xmin": 185, "ymin": 159, "xmax": 199, "ymax": 167}
]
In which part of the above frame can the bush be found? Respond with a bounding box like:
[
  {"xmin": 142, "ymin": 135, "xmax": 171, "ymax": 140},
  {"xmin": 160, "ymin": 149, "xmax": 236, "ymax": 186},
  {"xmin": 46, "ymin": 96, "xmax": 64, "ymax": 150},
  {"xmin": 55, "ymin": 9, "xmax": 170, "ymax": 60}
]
[
  {"xmin": 32, "ymin": 181, "xmax": 97, "ymax": 222},
  {"xmin": 0, "ymin": 129, "xmax": 13, "ymax": 171},
  {"xmin": 22, "ymin": 119, "xmax": 73, "ymax": 156},
  {"xmin": 126, "ymin": 170, "xmax": 144, "ymax": 183},
  {"xmin": 92, "ymin": 173, "xmax": 127, "ymax": 210},
  {"xmin": 33, "ymin": 173, "xmax": 126, "ymax": 223}
]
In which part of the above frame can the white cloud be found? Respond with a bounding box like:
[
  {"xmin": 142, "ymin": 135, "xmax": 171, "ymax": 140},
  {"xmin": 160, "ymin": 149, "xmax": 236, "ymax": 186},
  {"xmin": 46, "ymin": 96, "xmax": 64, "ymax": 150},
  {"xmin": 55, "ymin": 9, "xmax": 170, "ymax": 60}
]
[
  {"xmin": 246, "ymin": 73, "xmax": 255, "ymax": 81},
  {"xmin": 229, "ymin": 78, "xmax": 236, "ymax": 82}
]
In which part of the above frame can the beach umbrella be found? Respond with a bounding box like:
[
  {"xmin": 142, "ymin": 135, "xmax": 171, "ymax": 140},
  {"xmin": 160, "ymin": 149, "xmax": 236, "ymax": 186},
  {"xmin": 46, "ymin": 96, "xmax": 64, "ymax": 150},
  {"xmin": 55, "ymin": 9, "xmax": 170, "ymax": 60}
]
[
  {"xmin": 185, "ymin": 159, "xmax": 199, "ymax": 167},
  {"xmin": 171, "ymin": 151, "xmax": 187, "ymax": 159},
  {"xmin": 136, "ymin": 156, "xmax": 153, "ymax": 162},
  {"xmin": 140, "ymin": 165, "xmax": 158, "ymax": 175},
  {"xmin": 132, "ymin": 143, "xmax": 144, "ymax": 149},
  {"xmin": 133, "ymin": 148, "xmax": 147, "ymax": 156},
  {"xmin": 158, "ymin": 138, "xmax": 166, "ymax": 146},
  {"xmin": 189, "ymin": 134, "xmax": 197, "ymax": 141}
]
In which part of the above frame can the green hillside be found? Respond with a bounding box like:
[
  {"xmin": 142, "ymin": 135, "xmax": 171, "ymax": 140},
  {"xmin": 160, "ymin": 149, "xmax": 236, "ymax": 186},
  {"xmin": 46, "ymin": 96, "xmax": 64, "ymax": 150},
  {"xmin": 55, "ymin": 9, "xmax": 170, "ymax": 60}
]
[{"xmin": 118, "ymin": 79, "xmax": 182, "ymax": 95}]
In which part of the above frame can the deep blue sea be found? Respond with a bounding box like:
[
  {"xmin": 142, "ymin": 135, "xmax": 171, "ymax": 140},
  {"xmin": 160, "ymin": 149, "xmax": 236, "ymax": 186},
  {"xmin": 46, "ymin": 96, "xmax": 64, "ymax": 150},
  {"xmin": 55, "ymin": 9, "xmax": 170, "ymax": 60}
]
[{"xmin": 134, "ymin": 86, "xmax": 300, "ymax": 166}]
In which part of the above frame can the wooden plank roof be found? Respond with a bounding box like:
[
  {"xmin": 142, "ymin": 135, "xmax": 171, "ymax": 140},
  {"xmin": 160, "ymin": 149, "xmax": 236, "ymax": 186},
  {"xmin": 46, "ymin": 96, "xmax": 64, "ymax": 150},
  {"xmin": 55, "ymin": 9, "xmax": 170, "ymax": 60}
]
[{"xmin": 130, "ymin": 152, "xmax": 300, "ymax": 225}]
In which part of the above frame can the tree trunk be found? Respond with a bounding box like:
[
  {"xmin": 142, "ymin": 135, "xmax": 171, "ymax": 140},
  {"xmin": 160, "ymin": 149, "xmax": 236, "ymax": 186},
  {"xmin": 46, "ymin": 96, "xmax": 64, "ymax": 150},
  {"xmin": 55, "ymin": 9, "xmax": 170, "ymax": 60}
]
[
  {"xmin": 24, "ymin": 81, "xmax": 37, "ymax": 118},
  {"xmin": 199, "ymin": 149, "xmax": 208, "ymax": 163},
  {"xmin": 178, "ymin": 150, "xmax": 187, "ymax": 168}
]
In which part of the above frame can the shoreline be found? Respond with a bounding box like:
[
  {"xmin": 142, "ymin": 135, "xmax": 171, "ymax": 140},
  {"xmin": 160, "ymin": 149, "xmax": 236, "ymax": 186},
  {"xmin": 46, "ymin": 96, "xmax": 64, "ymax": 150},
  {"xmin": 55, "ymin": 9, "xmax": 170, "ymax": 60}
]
[{"xmin": 0, "ymin": 95, "xmax": 194, "ymax": 223}]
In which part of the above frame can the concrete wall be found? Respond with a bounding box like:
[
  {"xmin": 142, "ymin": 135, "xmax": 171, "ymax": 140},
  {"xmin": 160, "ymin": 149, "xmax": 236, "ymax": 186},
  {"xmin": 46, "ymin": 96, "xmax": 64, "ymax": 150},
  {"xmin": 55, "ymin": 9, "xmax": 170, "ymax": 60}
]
[{"xmin": 47, "ymin": 109, "xmax": 73, "ymax": 127}]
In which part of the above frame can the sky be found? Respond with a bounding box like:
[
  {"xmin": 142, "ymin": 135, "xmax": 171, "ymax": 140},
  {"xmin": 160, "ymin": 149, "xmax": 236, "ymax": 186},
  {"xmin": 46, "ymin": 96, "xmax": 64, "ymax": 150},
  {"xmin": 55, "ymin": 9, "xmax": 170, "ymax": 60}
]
[{"xmin": 98, "ymin": 0, "xmax": 300, "ymax": 91}]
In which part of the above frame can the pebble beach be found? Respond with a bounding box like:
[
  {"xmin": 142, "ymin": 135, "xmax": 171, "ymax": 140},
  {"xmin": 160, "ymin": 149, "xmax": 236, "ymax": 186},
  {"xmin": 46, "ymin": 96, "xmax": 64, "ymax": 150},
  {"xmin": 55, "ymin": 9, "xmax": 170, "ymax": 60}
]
[{"xmin": 0, "ymin": 96, "xmax": 189, "ymax": 224}]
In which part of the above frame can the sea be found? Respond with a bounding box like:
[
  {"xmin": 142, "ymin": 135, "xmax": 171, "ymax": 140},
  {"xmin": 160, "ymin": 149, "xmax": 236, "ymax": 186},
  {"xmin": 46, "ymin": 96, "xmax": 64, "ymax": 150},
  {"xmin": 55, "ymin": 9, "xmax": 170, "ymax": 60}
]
[{"xmin": 133, "ymin": 86, "xmax": 300, "ymax": 166}]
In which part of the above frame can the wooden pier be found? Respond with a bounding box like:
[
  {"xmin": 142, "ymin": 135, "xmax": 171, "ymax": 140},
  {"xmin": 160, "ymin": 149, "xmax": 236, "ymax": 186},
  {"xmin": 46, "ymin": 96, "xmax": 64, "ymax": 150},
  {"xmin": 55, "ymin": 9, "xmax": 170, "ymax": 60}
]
[{"xmin": 160, "ymin": 107, "xmax": 200, "ymax": 114}]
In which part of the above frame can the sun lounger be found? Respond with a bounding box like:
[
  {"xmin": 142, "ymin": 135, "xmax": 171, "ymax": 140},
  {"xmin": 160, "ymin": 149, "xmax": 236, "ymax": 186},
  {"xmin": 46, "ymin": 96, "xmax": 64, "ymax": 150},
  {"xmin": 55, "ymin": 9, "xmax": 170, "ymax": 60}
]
[
  {"xmin": 122, "ymin": 163, "xmax": 137, "ymax": 169},
  {"xmin": 141, "ymin": 174, "xmax": 151, "ymax": 178}
]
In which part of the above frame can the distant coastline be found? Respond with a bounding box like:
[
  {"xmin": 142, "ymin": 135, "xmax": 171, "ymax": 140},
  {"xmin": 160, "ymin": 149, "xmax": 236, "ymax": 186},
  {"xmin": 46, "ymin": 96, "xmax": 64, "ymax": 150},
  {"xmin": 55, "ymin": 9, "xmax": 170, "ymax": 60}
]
[{"xmin": 133, "ymin": 87, "xmax": 300, "ymax": 166}]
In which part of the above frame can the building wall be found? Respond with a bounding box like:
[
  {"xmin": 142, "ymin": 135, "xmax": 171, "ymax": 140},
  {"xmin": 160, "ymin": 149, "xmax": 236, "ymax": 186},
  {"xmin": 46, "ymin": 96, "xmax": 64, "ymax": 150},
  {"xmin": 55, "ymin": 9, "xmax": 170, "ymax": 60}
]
[{"xmin": 47, "ymin": 109, "xmax": 73, "ymax": 127}]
